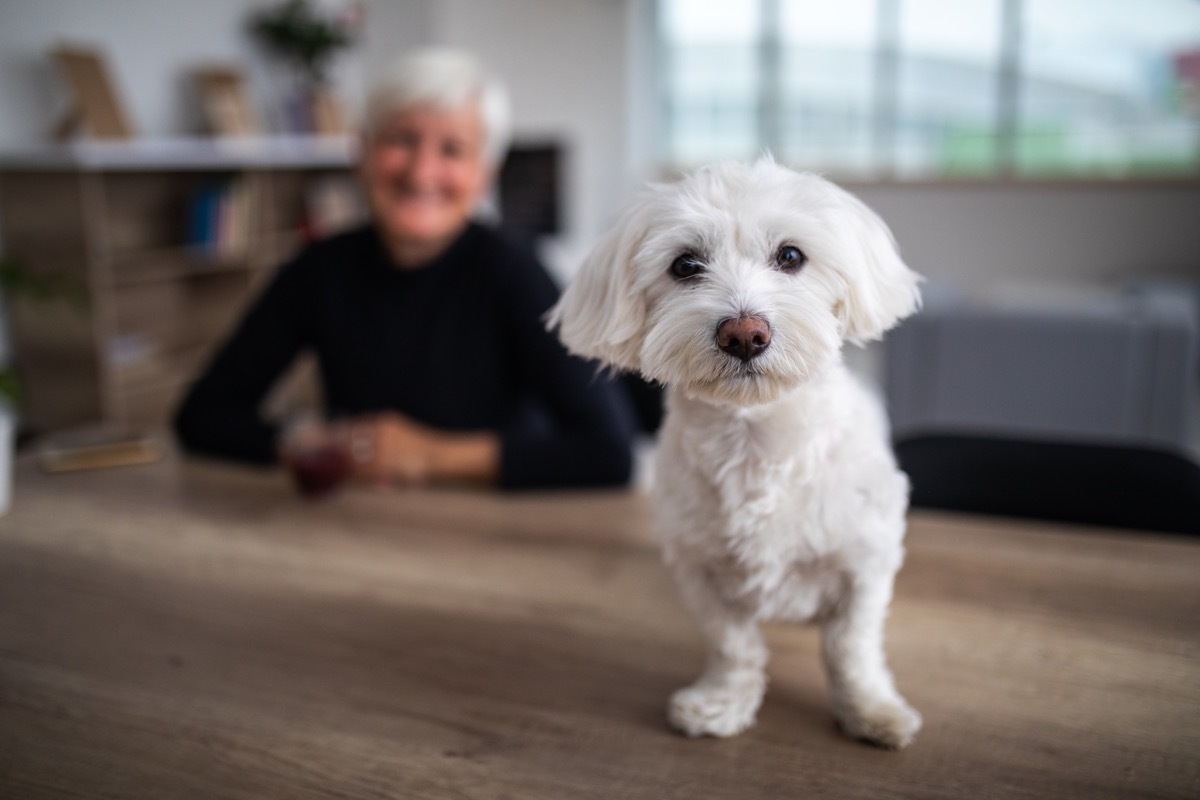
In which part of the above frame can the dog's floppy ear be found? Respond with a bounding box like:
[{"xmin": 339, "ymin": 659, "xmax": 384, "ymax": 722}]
[
  {"xmin": 547, "ymin": 203, "xmax": 649, "ymax": 371},
  {"xmin": 827, "ymin": 186, "xmax": 923, "ymax": 343}
]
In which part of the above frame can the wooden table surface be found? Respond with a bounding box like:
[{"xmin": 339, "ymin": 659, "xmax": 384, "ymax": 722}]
[{"xmin": 1, "ymin": 450, "xmax": 1198, "ymax": 799}]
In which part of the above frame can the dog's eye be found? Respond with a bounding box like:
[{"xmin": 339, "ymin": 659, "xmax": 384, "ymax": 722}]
[
  {"xmin": 775, "ymin": 245, "xmax": 807, "ymax": 272},
  {"xmin": 669, "ymin": 253, "xmax": 704, "ymax": 281}
]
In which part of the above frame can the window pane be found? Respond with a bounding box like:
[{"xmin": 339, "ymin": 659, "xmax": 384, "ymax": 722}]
[
  {"xmin": 660, "ymin": 0, "xmax": 762, "ymax": 164},
  {"xmin": 1019, "ymin": 0, "xmax": 1200, "ymax": 175},
  {"xmin": 777, "ymin": 0, "xmax": 877, "ymax": 173},
  {"xmin": 896, "ymin": 0, "xmax": 1004, "ymax": 176},
  {"xmin": 656, "ymin": 0, "xmax": 1200, "ymax": 179}
]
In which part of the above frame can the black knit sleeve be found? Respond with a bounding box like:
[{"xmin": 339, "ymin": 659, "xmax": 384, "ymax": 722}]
[
  {"xmin": 173, "ymin": 251, "xmax": 314, "ymax": 464},
  {"xmin": 492, "ymin": 234, "xmax": 636, "ymax": 490}
]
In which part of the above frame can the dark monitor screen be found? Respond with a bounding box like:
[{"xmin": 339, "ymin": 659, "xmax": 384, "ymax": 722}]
[{"xmin": 498, "ymin": 143, "xmax": 561, "ymax": 237}]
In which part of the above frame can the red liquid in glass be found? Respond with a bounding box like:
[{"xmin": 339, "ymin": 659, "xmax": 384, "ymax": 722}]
[{"xmin": 287, "ymin": 444, "xmax": 353, "ymax": 498}]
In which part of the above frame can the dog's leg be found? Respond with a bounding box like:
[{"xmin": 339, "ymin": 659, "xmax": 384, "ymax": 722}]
[
  {"xmin": 820, "ymin": 576, "xmax": 921, "ymax": 748},
  {"xmin": 667, "ymin": 564, "xmax": 768, "ymax": 738}
]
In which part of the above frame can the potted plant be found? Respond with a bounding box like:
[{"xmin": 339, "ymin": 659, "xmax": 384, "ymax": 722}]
[{"xmin": 249, "ymin": 0, "xmax": 362, "ymax": 134}]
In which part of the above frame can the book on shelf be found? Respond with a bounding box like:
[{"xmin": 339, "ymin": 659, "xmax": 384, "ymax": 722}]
[{"xmin": 187, "ymin": 178, "xmax": 254, "ymax": 262}]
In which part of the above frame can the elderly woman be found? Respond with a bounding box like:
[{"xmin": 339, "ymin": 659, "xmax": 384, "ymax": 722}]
[{"xmin": 174, "ymin": 49, "xmax": 634, "ymax": 490}]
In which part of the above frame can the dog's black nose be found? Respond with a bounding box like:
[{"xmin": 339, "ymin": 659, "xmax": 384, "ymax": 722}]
[{"xmin": 716, "ymin": 316, "xmax": 771, "ymax": 362}]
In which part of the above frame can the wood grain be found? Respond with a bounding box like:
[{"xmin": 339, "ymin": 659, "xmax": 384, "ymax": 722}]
[{"xmin": 1, "ymin": 450, "xmax": 1197, "ymax": 799}]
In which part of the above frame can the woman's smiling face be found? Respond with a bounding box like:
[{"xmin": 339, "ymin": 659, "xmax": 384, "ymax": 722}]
[{"xmin": 361, "ymin": 101, "xmax": 493, "ymax": 267}]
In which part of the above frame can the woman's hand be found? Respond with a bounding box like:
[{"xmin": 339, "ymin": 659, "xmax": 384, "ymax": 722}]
[{"xmin": 346, "ymin": 412, "xmax": 500, "ymax": 487}]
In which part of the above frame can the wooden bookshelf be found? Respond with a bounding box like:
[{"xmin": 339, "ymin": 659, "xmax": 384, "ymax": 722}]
[{"xmin": 0, "ymin": 136, "xmax": 365, "ymax": 434}]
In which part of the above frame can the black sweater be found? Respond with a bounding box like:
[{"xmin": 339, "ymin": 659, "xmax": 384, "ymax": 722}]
[{"xmin": 173, "ymin": 223, "xmax": 634, "ymax": 489}]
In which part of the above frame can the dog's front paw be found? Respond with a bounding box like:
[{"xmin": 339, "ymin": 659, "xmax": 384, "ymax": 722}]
[
  {"xmin": 668, "ymin": 678, "xmax": 765, "ymax": 738},
  {"xmin": 836, "ymin": 697, "xmax": 922, "ymax": 749}
]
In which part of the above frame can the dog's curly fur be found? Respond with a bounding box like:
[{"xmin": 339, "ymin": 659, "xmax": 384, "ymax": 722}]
[{"xmin": 549, "ymin": 158, "xmax": 923, "ymax": 748}]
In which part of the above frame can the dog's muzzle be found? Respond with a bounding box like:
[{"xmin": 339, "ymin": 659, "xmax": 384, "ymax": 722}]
[{"xmin": 716, "ymin": 316, "xmax": 771, "ymax": 362}]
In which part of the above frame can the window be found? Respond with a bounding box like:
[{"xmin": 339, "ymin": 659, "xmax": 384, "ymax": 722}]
[{"xmin": 658, "ymin": 0, "xmax": 1200, "ymax": 178}]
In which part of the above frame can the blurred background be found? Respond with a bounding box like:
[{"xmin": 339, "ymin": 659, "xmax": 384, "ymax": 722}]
[{"xmin": 0, "ymin": 0, "xmax": 1198, "ymax": 529}]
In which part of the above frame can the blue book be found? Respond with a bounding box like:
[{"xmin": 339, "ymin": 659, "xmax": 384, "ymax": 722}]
[{"xmin": 188, "ymin": 184, "xmax": 224, "ymax": 257}]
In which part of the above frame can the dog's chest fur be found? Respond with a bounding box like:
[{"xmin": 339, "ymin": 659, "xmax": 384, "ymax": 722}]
[{"xmin": 654, "ymin": 365, "xmax": 907, "ymax": 618}]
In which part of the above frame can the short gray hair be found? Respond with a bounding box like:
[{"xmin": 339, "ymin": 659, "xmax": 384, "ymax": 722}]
[{"xmin": 364, "ymin": 47, "xmax": 512, "ymax": 167}]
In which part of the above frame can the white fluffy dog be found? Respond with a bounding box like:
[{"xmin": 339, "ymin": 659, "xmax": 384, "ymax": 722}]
[{"xmin": 549, "ymin": 158, "xmax": 923, "ymax": 748}]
